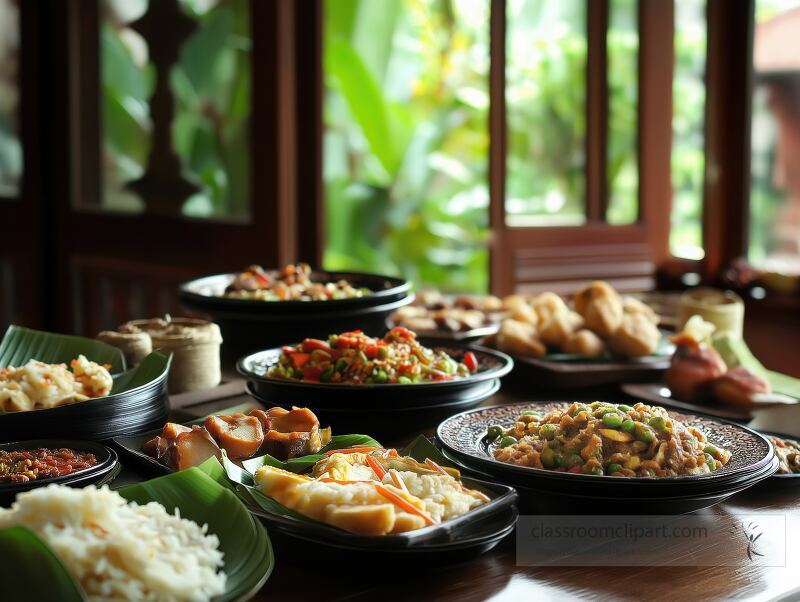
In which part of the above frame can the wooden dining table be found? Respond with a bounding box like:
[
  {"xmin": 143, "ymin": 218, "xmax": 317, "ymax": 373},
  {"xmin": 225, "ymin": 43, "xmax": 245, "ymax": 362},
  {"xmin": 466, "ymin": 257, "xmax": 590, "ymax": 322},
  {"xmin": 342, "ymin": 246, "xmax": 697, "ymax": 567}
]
[{"xmin": 115, "ymin": 376, "xmax": 800, "ymax": 602}]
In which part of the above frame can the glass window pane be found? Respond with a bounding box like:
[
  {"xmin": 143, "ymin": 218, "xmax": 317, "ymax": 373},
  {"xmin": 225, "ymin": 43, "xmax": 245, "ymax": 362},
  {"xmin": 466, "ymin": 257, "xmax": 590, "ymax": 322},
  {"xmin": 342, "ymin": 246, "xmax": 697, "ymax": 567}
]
[
  {"xmin": 605, "ymin": 0, "xmax": 638, "ymax": 225},
  {"xmin": 505, "ymin": 0, "xmax": 586, "ymax": 227},
  {"xmin": 323, "ymin": 0, "xmax": 490, "ymax": 292},
  {"xmin": 670, "ymin": 0, "xmax": 707, "ymax": 260},
  {"xmin": 0, "ymin": 0, "xmax": 21, "ymax": 198},
  {"xmin": 98, "ymin": 0, "xmax": 251, "ymax": 219},
  {"xmin": 750, "ymin": 0, "xmax": 800, "ymax": 273}
]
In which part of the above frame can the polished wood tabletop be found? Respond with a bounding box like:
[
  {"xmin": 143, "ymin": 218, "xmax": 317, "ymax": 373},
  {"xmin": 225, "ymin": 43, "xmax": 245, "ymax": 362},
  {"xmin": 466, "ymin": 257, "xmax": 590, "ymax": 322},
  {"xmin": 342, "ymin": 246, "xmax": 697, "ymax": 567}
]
[{"xmin": 127, "ymin": 377, "xmax": 800, "ymax": 602}]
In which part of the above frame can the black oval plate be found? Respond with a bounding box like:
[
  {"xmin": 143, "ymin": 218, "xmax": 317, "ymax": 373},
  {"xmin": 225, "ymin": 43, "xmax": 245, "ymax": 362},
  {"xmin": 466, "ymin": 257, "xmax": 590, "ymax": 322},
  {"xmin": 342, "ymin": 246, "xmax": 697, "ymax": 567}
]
[
  {"xmin": 437, "ymin": 402, "xmax": 776, "ymax": 495},
  {"xmin": 0, "ymin": 439, "xmax": 119, "ymax": 505},
  {"xmin": 245, "ymin": 472, "xmax": 518, "ymax": 551},
  {"xmin": 621, "ymin": 382, "xmax": 753, "ymax": 421},
  {"xmin": 495, "ymin": 329, "xmax": 673, "ymax": 389},
  {"xmin": 180, "ymin": 270, "xmax": 411, "ymax": 314},
  {"xmin": 621, "ymin": 382, "xmax": 798, "ymax": 422},
  {"xmin": 759, "ymin": 431, "xmax": 800, "ymax": 481},
  {"xmin": 238, "ymin": 343, "xmax": 513, "ymax": 407}
]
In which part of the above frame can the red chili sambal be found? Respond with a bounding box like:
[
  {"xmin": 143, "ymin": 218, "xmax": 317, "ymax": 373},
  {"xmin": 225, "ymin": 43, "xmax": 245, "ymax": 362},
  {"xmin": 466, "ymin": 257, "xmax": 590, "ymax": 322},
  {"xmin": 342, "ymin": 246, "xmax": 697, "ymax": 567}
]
[{"xmin": 0, "ymin": 448, "xmax": 99, "ymax": 483}]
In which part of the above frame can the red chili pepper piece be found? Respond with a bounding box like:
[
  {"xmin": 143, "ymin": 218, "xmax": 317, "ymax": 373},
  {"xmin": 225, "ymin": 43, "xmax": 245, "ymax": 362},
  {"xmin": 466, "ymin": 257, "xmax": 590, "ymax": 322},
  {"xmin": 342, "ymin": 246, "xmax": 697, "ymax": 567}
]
[{"xmin": 463, "ymin": 351, "xmax": 479, "ymax": 372}]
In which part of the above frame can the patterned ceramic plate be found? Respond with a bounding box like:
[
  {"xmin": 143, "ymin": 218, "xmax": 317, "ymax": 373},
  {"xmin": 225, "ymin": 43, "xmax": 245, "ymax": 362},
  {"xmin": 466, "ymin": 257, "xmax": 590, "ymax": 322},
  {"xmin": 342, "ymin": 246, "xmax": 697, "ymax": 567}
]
[{"xmin": 437, "ymin": 402, "xmax": 776, "ymax": 487}]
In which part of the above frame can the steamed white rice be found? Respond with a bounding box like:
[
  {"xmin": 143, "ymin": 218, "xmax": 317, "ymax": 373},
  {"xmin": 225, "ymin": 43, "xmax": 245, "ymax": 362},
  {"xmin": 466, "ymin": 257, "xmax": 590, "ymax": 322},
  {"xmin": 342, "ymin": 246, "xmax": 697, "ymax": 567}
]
[{"xmin": 0, "ymin": 484, "xmax": 226, "ymax": 601}]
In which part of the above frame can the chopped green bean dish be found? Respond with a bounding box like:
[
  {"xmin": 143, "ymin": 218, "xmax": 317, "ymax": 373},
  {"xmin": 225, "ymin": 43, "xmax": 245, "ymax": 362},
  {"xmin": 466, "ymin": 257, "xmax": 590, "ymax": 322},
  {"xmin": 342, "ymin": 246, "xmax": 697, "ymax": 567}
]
[{"xmin": 490, "ymin": 402, "xmax": 731, "ymax": 477}]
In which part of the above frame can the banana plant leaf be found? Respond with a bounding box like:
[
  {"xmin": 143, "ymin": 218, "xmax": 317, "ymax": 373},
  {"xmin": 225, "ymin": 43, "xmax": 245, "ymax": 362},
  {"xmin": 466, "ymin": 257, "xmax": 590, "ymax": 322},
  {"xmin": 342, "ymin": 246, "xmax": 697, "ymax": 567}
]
[
  {"xmin": 119, "ymin": 466, "xmax": 273, "ymax": 602},
  {"xmin": 0, "ymin": 526, "xmax": 85, "ymax": 600},
  {"xmin": 0, "ymin": 325, "xmax": 126, "ymax": 373},
  {"xmin": 221, "ymin": 432, "xmax": 489, "ymax": 529},
  {"xmin": 240, "ymin": 433, "xmax": 382, "ymax": 476},
  {"xmin": 109, "ymin": 351, "xmax": 172, "ymax": 394},
  {"xmin": 0, "ymin": 325, "xmax": 172, "ymax": 407},
  {"xmin": 0, "ymin": 466, "xmax": 272, "ymax": 601}
]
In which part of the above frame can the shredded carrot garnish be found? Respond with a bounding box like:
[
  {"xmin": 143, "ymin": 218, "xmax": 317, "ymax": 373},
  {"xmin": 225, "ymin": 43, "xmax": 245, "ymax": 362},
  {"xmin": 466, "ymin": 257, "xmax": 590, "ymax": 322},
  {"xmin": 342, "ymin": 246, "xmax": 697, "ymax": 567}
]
[
  {"xmin": 424, "ymin": 458, "xmax": 447, "ymax": 475},
  {"xmin": 374, "ymin": 483, "xmax": 436, "ymax": 526},
  {"xmin": 388, "ymin": 469, "xmax": 408, "ymax": 493},
  {"xmin": 318, "ymin": 477, "xmax": 371, "ymax": 485},
  {"xmin": 323, "ymin": 446, "xmax": 379, "ymax": 456},
  {"xmin": 383, "ymin": 448, "xmax": 399, "ymax": 458},
  {"xmin": 366, "ymin": 455, "xmax": 387, "ymax": 480}
]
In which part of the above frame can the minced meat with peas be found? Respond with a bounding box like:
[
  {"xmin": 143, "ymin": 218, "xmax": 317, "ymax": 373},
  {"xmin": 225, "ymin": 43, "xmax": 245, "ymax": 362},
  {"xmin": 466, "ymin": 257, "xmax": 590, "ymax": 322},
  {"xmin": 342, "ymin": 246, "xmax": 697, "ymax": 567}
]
[{"xmin": 489, "ymin": 401, "xmax": 731, "ymax": 477}]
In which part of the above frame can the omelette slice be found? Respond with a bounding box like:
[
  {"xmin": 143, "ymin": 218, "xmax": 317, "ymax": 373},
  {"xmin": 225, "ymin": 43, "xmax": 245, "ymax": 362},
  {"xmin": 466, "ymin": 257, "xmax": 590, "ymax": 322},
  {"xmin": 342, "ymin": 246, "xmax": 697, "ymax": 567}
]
[{"xmin": 253, "ymin": 465, "xmax": 430, "ymax": 535}]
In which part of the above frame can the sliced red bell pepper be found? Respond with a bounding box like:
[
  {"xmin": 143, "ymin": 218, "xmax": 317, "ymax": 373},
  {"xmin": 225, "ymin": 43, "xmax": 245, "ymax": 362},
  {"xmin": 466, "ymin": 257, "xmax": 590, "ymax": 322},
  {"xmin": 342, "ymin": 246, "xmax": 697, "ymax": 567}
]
[
  {"xmin": 282, "ymin": 345, "xmax": 297, "ymax": 355},
  {"xmin": 300, "ymin": 338, "xmax": 332, "ymax": 353},
  {"xmin": 336, "ymin": 336, "xmax": 359, "ymax": 349},
  {"xmin": 254, "ymin": 271, "xmax": 271, "ymax": 286},
  {"xmin": 387, "ymin": 326, "xmax": 412, "ymax": 339},
  {"xmin": 463, "ymin": 351, "xmax": 479, "ymax": 372},
  {"xmin": 291, "ymin": 353, "xmax": 311, "ymax": 370},
  {"xmin": 302, "ymin": 366, "xmax": 323, "ymax": 382}
]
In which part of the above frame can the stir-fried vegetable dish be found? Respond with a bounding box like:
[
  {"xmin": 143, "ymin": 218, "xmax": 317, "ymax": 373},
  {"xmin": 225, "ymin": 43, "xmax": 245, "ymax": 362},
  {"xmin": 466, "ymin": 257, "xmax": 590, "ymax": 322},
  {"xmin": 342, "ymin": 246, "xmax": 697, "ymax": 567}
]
[
  {"xmin": 225, "ymin": 263, "xmax": 371, "ymax": 301},
  {"xmin": 268, "ymin": 327, "xmax": 479, "ymax": 384}
]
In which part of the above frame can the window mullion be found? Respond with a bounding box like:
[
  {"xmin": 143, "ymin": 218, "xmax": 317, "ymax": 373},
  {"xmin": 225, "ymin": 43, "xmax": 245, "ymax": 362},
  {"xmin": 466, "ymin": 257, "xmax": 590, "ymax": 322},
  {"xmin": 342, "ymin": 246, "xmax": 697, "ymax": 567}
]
[{"xmin": 586, "ymin": 0, "xmax": 609, "ymax": 223}]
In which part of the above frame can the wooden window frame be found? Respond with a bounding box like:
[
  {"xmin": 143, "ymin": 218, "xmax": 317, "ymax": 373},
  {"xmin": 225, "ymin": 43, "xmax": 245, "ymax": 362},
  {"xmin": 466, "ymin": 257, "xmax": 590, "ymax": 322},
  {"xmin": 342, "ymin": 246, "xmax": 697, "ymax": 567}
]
[
  {"xmin": 490, "ymin": 0, "xmax": 674, "ymax": 296},
  {"xmin": 0, "ymin": 0, "xmax": 46, "ymax": 328},
  {"xmin": 43, "ymin": 0, "xmax": 324, "ymax": 332},
  {"xmin": 3, "ymin": 0, "xmax": 775, "ymax": 333}
]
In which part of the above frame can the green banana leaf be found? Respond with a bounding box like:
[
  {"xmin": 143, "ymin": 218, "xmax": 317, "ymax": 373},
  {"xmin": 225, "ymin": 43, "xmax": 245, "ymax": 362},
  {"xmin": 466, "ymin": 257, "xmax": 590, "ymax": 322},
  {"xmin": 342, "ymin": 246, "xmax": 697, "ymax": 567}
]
[
  {"xmin": 119, "ymin": 466, "xmax": 273, "ymax": 601},
  {"xmin": 240, "ymin": 433, "xmax": 382, "ymax": 476},
  {"xmin": 0, "ymin": 325, "xmax": 126, "ymax": 373},
  {"xmin": 222, "ymin": 432, "xmax": 487, "ymax": 529},
  {"xmin": 0, "ymin": 526, "xmax": 86, "ymax": 600},
  {"xmin": 110, "ymin": 351, "xmax": 172, "ymax": 394},
  {"xmin": 0, "ymin": 466, "xmax": 273, "ymax": 601},
  {"xmin": 0, "ymin": 326, "xmax": 172, "ymax": 412}
]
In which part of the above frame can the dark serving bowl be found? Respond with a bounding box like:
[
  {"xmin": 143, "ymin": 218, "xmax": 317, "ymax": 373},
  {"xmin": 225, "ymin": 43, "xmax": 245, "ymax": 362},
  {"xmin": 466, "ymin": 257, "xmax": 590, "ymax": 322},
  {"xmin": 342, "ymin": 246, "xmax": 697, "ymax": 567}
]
[
  {"xmin": 436, "ymin": 402, "xmax": 778, "ymax": 514},
  {"xmin": 0, "ymin": 358, "xmax": 171, "ymax": 442},
  {"xmin": 238, "ymin": 343, "xmax": 513, "ymax": 407},
  {"xmin": 185, "ymin": 293, "xmax": 416, "ymax": 359},
  {"xmin": 179, "ymin": 270, "xmax": 411, "ymax": 314},
  {"xmin": 0, "ymin": 439, "xmax": 120, "ymax": 506},
  {"xmin": 245, "ymin": 378, "xmax": 501, "ymax": 438},
  {"xmin": 0, "ymin": 326, "xmax": 172, "ymax": 442}
]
